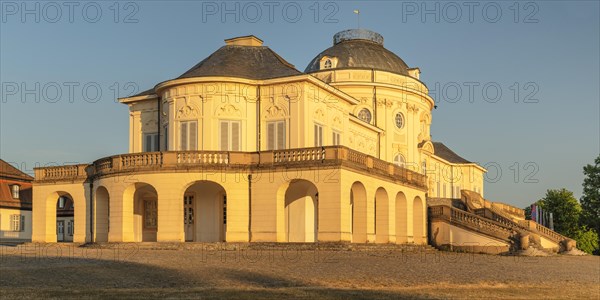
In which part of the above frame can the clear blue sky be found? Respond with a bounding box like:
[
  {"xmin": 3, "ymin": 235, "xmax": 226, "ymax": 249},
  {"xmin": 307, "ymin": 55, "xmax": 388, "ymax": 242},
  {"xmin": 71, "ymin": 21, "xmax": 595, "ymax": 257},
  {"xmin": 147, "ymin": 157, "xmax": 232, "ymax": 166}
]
[{"xmin": 1, "ymin": 1, "xmax": 598, "ymax": 208}]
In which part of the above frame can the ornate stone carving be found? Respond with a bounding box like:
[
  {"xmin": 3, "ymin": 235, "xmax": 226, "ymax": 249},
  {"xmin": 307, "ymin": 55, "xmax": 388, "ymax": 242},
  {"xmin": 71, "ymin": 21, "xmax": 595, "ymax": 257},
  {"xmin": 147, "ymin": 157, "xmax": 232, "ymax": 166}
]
[
  {"xmin": 332, "ymin": 114, "xmax": 343, "ymax": 127},
  {"xmin": 176, "ymin": 104, "xmax": 199, "ymax": 119},
  {"xmin": 264, "ymin": 104, "xmax": 287, "ymax": 119},
  {"xmin": 174, "ymin": 97, "xmax": 200, "ymax": 120},
  {"xmin": 314, "ymin": 108, "xmax": 326, "ymax": 121},
  {"xmin": 216, "ymin": 104, "xmax": 241, "ymax": 117}
]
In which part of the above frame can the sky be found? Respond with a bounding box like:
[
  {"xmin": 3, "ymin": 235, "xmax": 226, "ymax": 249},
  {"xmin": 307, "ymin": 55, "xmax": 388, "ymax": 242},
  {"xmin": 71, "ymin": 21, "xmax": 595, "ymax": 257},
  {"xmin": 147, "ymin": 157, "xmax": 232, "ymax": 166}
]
[{"xmin": 1, "ymin": 1, "xmax": 598, "ymax": 208}]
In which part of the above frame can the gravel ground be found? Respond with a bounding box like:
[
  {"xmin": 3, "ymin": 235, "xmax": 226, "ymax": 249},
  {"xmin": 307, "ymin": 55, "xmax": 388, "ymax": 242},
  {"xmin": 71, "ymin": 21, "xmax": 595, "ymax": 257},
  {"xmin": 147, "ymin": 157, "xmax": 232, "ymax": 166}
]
[{"xmin": 0, "ymin": 244, "xmax": 598, "ymax": 299}]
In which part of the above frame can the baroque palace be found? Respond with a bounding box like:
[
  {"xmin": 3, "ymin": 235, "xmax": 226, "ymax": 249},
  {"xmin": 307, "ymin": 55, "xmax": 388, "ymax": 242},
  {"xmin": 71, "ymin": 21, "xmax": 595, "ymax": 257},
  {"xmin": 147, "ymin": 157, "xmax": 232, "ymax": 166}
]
[{"xmin": 31, "ymin": 30, "xmax": 577, "ymax": 254}]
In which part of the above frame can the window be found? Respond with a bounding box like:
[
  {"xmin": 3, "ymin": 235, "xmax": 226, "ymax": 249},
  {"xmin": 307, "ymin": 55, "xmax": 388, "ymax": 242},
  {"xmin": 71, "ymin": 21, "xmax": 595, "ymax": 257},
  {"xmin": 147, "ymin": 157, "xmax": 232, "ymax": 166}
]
[
  {"xmin": 223, "ymin": 195, "xmax": 227, "ymax": 225},
  {"xmin": 324, "ymin": 59, "xmax": 332, "ymax": 69},
  {"xmin": 357, "ymin": 108, "xmax": 372, "ymax": 123},
  {"xmin": 395, "ymin": 112, "xmax": 405, "ymax": 129},
  {"xmin": 332, "ymin": 131, "xmax": 341, "ymax": 145},
  {"xmin": 10, "ymin": 185, "xmax": 20, "ymax": 199},
  {"xmin": 10, "ymin": 215, "xmax": 24, "ymax": 232},
  {"xmin": 443, "ymin": 184, "xmax": 447, "ymax": 198},
  {"xmin": 394, "ymin": 154, "xmax": 405, "ymax": 168},
  {"xmin": 143, "ymin": 133, "xmax": 159, "ymax": 152},
  {"xmin": 164, "ymin": 126, "xmax": 169, "ymax": 150},
  {"xmin": 220, "ymin": 120, "xmax": 241, "ymax": 151},
  {"xmin": 57, "ymin": 221, "xmax": 64, "ymax": 235},
  {"xmin": 267, "ymin": 120, "xmax": 286, "ymax": 150},
  {"xmin": 58, "ymin": 196, "xmax": 66, "ymax": 209},
  {"xmin": 184, "ymin": 195, "xmax": 194, "ymax": 225},
  {"xmin": 314, "ymin": 124, "xmax": 323, "ymax": 147},
  {"xmin": 180, "ymin": 121, "xmax": 198, "ymax": 151},
  {"xmin": 144, "ymin": 200, "xmax": 157, "ymax": 229},
  {"xmin": 67, "ymin": 220, "xmax": 73, "ymax": 236},
  {"xmin": 436, "ymin": 181, "xmax": 441, "ymax": 198}
]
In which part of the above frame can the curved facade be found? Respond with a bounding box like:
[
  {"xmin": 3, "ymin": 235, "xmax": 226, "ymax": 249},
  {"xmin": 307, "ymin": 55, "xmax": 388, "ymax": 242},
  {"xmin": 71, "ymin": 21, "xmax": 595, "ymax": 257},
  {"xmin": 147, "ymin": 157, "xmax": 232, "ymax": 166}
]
[{"xmin": 31, "ymin": 30, "xmax": 486, "ymax": 245}]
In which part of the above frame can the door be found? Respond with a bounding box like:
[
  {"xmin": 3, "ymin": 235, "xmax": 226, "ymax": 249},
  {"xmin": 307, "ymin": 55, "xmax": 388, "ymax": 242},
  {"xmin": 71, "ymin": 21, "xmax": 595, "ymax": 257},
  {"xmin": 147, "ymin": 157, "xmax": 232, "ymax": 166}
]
[
  {"xmin": 57, "ymin": 221, "xmax": 64, "ymax": 242},
  {"xmin": 184, "ymin": 195, "xmax": 195, "ymax": 241}
]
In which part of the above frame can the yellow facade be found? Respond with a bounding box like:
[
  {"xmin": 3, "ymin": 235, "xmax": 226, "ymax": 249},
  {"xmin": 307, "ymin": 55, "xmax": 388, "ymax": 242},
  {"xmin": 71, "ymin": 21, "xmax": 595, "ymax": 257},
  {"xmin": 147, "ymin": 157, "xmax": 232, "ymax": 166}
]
[
  {"xmin": 0, "ymin": 208, "xmax": 32, "ymax": 241},
  {"xmin": 31, "ymin": 30, "xmax": 484, "ymax": 245}
]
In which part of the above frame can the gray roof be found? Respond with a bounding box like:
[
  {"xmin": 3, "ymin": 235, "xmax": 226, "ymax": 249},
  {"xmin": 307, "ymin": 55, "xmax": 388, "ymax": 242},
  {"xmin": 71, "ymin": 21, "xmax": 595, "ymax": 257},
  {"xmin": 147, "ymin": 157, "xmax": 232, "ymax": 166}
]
[
  {"xmin": 130, "ymin": 45, "xmax": 302, "ymax": 98},
  {"xmin": 131, "ymin": 88, "xmax": 155, "ymax": 97},
  {"xmin": 432, "ymin": 142, "xmax": 472, "ymax": 164},
  {"xmin": 178, "ymin": 45, "xmax": 301, "ymax": 80},
  {"xmin": 305, "ymin": 31, "xmax": 410, "ymax": 75}
]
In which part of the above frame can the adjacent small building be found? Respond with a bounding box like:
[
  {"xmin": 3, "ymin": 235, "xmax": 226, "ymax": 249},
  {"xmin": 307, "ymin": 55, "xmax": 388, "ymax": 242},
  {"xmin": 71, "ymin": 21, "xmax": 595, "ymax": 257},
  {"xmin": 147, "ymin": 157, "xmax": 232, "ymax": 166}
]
[{"xmin": 0, "ymin": 159, "xmax": 33, "ymax": 242}]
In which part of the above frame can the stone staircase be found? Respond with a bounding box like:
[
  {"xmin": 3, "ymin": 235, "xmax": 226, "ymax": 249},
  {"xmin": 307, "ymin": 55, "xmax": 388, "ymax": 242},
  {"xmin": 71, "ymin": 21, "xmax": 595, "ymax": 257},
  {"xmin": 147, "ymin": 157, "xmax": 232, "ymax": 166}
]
[{"xmin": 429, "ymin": 204, "xmax": 580, "ymax": 255}]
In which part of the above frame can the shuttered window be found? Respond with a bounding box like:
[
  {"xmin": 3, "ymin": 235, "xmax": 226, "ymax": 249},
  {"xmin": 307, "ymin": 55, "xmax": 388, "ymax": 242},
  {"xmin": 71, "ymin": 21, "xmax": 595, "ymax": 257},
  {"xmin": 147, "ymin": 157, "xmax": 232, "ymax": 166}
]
[
  {"xmin": 143, "ymin": 133, "xmax": 159, "ymax": 152},
  {"xmin": 332, "ymin": 131, "xmax": 341, "ymax": 146},
  {"xmin": 220, "ymin": 120, "xmax": 241, "ymax": 151},
  {"xmin": 267, "ymin": 120, "xmax": 286, "ymax": 150},
  {"xmin": 180, "ymin": 121, "xmax": 198, "ymax": 150},
  {"xmin": 314, "ymin": 124, "xmax": 323, "ymax": 147}
]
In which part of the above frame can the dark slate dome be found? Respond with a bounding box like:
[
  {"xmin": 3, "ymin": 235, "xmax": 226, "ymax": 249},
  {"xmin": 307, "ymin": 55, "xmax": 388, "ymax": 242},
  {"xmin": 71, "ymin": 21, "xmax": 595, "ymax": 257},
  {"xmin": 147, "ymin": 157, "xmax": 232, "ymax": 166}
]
[
  {"xmin": 304, "ymin": 29, "xmax": 410, "ymax": 76},
  {"xmin": 178, "ymin": 36, "xmax": 301, "ymax": 80}
]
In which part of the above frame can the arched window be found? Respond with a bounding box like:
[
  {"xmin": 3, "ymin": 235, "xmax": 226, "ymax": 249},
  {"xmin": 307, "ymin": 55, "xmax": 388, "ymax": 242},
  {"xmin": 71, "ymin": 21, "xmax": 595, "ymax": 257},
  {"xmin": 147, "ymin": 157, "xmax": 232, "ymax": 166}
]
[
  {"xmin": 394, "ymin": 154, "xmax": 406, "ymax": 168},
  {"xmin": 324, "ymin": 59, "xmax": 332, "ymax": 69},
  {"xmin": 357, "ymin": 108, "xmax": 372, "ymax": 123},
  {"xmin": 395, "ymin": 112, "xmax": 405, "ymax": 129}
]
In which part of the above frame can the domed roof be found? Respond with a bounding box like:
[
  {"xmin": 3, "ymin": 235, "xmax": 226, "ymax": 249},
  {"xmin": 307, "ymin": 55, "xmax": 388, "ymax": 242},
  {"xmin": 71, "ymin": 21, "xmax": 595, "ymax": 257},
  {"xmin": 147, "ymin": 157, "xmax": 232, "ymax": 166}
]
[
  {"xmin": 304, "ymin": 29, "xmax": 410, "ymax": 76},
  {"xmin": 178, "ymin": 36, "xmax": 301, "ymax": 80}
]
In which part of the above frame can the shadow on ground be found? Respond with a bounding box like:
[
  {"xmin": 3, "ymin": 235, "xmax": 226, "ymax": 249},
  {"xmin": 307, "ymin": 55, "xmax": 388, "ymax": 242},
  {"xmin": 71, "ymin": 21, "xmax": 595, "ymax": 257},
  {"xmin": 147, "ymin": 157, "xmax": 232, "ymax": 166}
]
[{"xmin": 0, "ymin": 254, "xmax": 439, "ymax": 299}]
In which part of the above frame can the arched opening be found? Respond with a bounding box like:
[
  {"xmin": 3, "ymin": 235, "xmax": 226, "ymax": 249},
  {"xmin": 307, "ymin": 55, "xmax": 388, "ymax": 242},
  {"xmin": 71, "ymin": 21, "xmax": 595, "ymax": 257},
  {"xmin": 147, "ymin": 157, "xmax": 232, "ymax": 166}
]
[
  {"xmin": 395, "ymin": 192, "xmax": 408, "ymax": 243},
  {"xmin": 375, "ymin": 187, "xmax": 389, "ymax": 243},
  {"xmin": 413, "ymin": 196, "xmax": 424, "ymax": 244},
  {"xmin": 95, "ymin": 186, "xmax": 110, "ymax": 242},
  {"xmin": 125, "ymin": 183, "xmax": 158, "ymax": 242},
  {"xmin": 182, "ymin": 181, "xmax": 226, "ymax": 242},
  {"xmin": 350, "ymin": 182, "xmax": 367, "ymax": 243},
  {"xmin": 283, "ymin": 180, "xmax": 318, "ymax": 242},
  {"xmin": 55, "ymin": 193, "xmax": 74, "ymax": 242}
]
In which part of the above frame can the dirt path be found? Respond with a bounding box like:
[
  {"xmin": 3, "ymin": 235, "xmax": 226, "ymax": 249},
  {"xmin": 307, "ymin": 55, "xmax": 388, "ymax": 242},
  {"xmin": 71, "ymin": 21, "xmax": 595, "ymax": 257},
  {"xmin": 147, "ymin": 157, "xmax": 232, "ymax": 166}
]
[{"xmin": 1, "ymin": 245, "xmax": 598, "ymax": 299}]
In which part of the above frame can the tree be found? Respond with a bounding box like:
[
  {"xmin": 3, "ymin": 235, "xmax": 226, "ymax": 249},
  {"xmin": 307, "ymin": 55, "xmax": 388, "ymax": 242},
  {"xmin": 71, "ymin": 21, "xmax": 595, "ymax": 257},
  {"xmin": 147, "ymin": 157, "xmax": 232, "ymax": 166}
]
[
  {"xmin": 524, "ymin": 205, "xmax": 532, "ymax": 220},
  {"xmin": 540, "ymin": 189, "xmax": 581, "ymax": 237},
  {"xmin": 581, "ymin": 155, "xmax": 600, "ymax": 235},
  {"xmin": 574, "ymin": 226, "xmax": 599, "ymax": 255}
]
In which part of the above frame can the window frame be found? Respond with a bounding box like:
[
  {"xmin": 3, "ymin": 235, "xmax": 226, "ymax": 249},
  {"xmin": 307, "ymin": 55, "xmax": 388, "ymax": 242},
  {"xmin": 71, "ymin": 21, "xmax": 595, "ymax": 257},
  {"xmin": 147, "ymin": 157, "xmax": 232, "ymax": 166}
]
[
  {"xmin": 395, "ymin": 112, "xmax": 405, "ymax": 129},
  {"xmin": 10, "ymin": 184, "xmax": 20, "ymax": 199},
  {"xmin": 266, "ymin": 120, "xmax": 286, "ymax": 150},
  {"xmin": 144, "ymin": 199, "xmax": 158, "ymax": 229},
  {"xmin": 143, "ymin": 132, "xmax": 159, "ymax": 152},
  {"xmin": 67, "ymin": 220, "xmax": 74, "ymax": 236},
  {"xmin": 393, "ymin": 154, "xmax": 406, "ymax": 168},
  {"xmin": 314, "ymin": 123, "xmax": 324, "ymax": 147},
  {"xmin": 180, "ymin": 120, "xmax": 198, "ymax": 151},
  {"xmin": 10, "ymin": 214, "xmax": 24, "ymax": 232},
  {"xmin": 357, "ymin": 108, "xmax": 372, "ymax": 123},
  {"xmin": 332, "ymin": 130, "xmax": 341, "ymax": 146},
  {"xmin": 58, "ymin": 196, "xmax": 66, "ymax": 209},
  {"xmin": 219, "ymin": 120, "xmax": 242, "ymax": 151}
]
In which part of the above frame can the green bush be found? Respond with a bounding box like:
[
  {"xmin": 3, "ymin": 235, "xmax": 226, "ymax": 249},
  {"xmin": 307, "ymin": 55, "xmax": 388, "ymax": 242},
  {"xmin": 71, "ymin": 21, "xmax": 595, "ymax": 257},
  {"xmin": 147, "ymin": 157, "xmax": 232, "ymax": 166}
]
[{"xmin": 574, "ymin": 226, "xmax": 599, "ymax": 255}]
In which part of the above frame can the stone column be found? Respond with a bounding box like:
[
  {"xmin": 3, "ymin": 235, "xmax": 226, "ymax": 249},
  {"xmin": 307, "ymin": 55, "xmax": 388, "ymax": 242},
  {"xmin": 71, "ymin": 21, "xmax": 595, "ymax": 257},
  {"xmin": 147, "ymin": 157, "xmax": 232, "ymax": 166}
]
[{"xmin": 157, "ymin": 188, "xmax": 184, "ymax": 242}]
